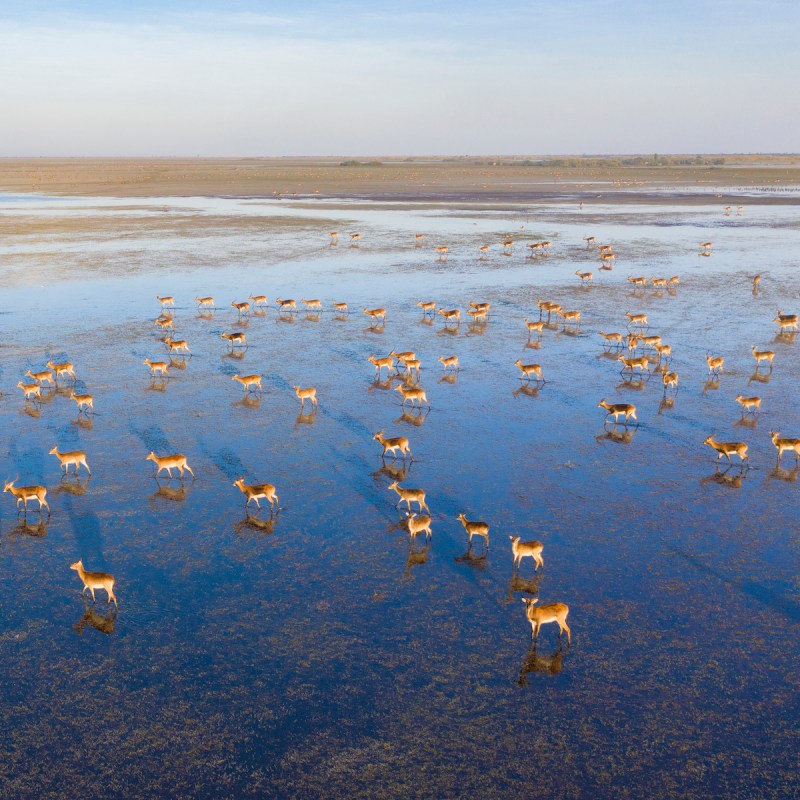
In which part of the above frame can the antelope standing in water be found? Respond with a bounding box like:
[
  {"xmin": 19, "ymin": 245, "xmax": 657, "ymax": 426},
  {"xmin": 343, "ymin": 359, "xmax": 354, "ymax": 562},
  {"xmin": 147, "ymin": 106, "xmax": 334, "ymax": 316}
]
[
  {"xmin": 70, "ymin": 392, "xmax": 94, "ymax": 413},
  {"xmin": 435, "ymin": 246, "xmax": 449, "ymax": 261},
  {"xmin": 525, "ymin": 319, "xmax": 545, "ymax": 338},
  {"xmin": 372, "ymin": 430, "xmax": 412, "ymax": 460},
  {"xmin": 70, "ymin": 560, "xmax": 117, "ymax": 607},
  {"xmin": 575, "ymin": 270, "xmax": 593, "ymax": 284},
  {"xmin": 232, "ymin": 374, "xmax": 262, "ymax": 394},
  {"xmin": 662, "ymin": 371, "xmax": 679, "ymax": 392},
  {"xmin": 157, "ymin": 295, "xmax": 175, "ymax": 308},
  {"xmin": 369, "ymin": 355, "xmax": 395, "ymax": 375},
  {"xmin": 597, "ymin": 400, "xmax": 637, "ymax": 424},
  {"xmin": 438, "ymin": 355, "xmax": 459, "ymax": 371},
  {"xmin": 752, "ymin": 275, "xmax": 761, "ymax": 293},
  {"xmin": 751, "ymin": 346, "xmax": 775, "ymax": 369},
  {"xmin": 364, "ymin": 307, "xmax": 386, "ymax": 324},
  {"xmin": 394, "ymin": 385, "xmax": 430, "ymax": 409},
  {"xmin": 276, "ymin": 299, "xmax": 297, "ymax": 312},
  {"xmin": 583, "ymin": 235, "xmax": 596, "ymax": 246},
  {"xmin": 736, "ymin": 395, "xmax": 761, "ymax": 414},
  {"xmin": 510, "ymin": 536, "xmax": 544, "ymax": 571},
  {"xmin": 703, "ymin": 436, "xmax": 748, "ymax": 464},
  {"xmin": 333, "ymin": 302, "xmax": 348, "ymax": 314},
  {"xmin": 598, "ymin": 331, "xmax": 623, "ymax": 347},
  {"xmin": 405, "ymin": 513, "xmax": 432, "ymax": 541},
  {"xmin": 514, "ymin": 360, "xmax": 543, "ymax": 382},
  {"xmin": 195, "ymin": 296, "xmax": 215, "ymax": 309},
  {"xmin": 146, "ymin": 452, "xmax": 195, "ymax": 478},
  {"xmin": 3, "ymin": 481, "xmax": 50, "ymax": 514},
  {"xmin": 329, "ymin": 231, "xmax": 339, "ymax": 244},
  {"xmin": 301, "ymin": 298, "xmax": 322, "ymax": 310},
  {"xmin": 17, "ymin": 381, "xmax": 41, "ymax": 400},
  {"xmin": 221, "ymin": 331, "xmax": 247, "ymax": 347},
  {"xmin": 293, "ymin": 386, "xmax": 317, "ymax": 409},
  {"xmin": 143, "ymin": 358, "xmax": 169, "ymax": 377},
  {"xmin": 349, "ymin": 232, "xmax": 361, "ymax": 244},
  {"xmin": 770, "ymin": 432, "xmax": 800, "ymax": 463},
  {"xmin": 438, "ymin": 308, "xmax": 461, "ymax": 324},
  {"xmin": 625, "ymin": 312, "xmax": 647, "ymax": 329},
  {"xmin": 49, "ymin": 447, "xmax": 91, "ymax": 475},
  {"xmin": 25, "ymin": 369, "xmax": 54, "ymax": 385},
  {"xmin": 774, "ymin": 311, "xmax": 798, "ymax": 331},
  {"xmin": 46, "ymin": 360, "xmax": 77, "ymax": 381},
  {"xmin": 387, "ymin": 482, "xmax": 428, "ymax": 512},
  {"xmin": 417, "ymin": 300, "xmax": 436, "ymax": 315},
  {"xmin": 153, "ymin": 316, "xmax": 174, "ymax": 331},
  {"xmin": 627, "ymin": 276, "xmax": 646, "ymax": 287},
  {"xmin": 233, "ymin": 477, "xmax": 279, "ymax": 509},
  {"xmin": 700, "ymin": 242, "xmax": 713, "ymax": 251},
  {"xmin": 706, "ymin": 355, "xmax": 724, "ymax": 375},
  {"xmin": 161, "ymin": 337, "xmax": 190, "ymax": 355},
  {"xmin": 231, "ymin": 300, "xmax": 250, "ymax": 316},
  {"xmin": 456, "ymin": 513, "xmax": 490, "ymax": 548},
  {"xmin": 521, "ymin": 597, "xmax": 571, "ymax": 643},
  {"xmin": 618, "ymin": 355, "xmax": 649, "ymax": 374},
  {"xmin": 249, "ymin": 295, "xmax": 269, "ymax": 307}
]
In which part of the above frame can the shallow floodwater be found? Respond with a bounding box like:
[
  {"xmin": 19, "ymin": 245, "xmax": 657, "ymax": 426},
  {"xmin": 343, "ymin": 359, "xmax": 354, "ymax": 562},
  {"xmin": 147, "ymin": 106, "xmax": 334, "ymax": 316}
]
[{"xmin": 0, "ymin": 196, "xmax": 799, "ymax": 799}]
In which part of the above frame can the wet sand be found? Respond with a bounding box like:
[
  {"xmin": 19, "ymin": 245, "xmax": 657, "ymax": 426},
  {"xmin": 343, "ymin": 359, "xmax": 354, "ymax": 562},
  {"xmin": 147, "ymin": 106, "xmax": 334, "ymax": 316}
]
[{"xmin": 0, "ymin": 190, "xmax": 799, "ymax": 799}]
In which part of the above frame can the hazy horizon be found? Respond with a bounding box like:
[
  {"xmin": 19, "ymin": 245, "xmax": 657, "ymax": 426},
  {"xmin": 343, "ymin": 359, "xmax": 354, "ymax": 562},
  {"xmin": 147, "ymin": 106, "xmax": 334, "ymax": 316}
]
[{"xmin": 2, "ymin": 0, "xmax": 797, "ymax": 157}]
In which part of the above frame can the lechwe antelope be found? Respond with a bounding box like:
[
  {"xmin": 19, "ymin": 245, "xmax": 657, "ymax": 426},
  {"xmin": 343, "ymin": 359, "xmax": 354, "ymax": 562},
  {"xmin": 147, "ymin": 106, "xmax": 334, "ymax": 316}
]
[
  {"xmin": 387, "ymin": 481, "xmax": 428, "ymax": 512},
  {"xmin": 233, "ymin": 477, "xmax": 279, "ymax": 509},
  {"xmin": 598, "ymin": 400, "xmax": 637, "ymax": 424},
  {"xmin": 301, "ymin": 298, "xmax": 322, "ymax": 311},
  {"xmin": 700, "ymin": 241, "xmax": 713, "ymax": 250},
  {"xmin": 575, "ymin": 270, "xmax": 593, "ymax": 284},
  {"xmin": 195, "ymin": 296, "xmax": 215, "ymax": 309},
  {"xmin": 276, "ymin": 298, "xmax": 297, "ymax": 312},
  {"xmin": 654, "ymin": 343, "xmax": 672, "ymax": 361},
  {"xmin": 232, "ymin": 374, "xmax": 262, "ymax": 394},
  {"xmin": 153, "ymin": 315, "xmax": 174, "ymax": 331},
  {"xmin": 221, "ymin": 331, "xmax": 247, "ymax": 347},
  {"xmin": 294, "ymin": 386, "xmax": 317, "ymax": 409},
  {"xmin": 510, "ymin": 536, "xmax": 544, "ymax": 571},
  {"xmin": 405, "ymin": 513, "xmax": 432, "ymax": 541},
  {"xmin": 456, "ymin": 513, "xmax": 490, "ymax": 548},
  {"xmin": 651, "ymin": 277, "xmax": 668, "ymax": 289},
  {"xmin": 369, "ymin": 355, "xmax": 395, "ymax": 375},
  {"xmin": 70, "ymin": 391, "xmax": 94, "ymax": 413},
  {"xmin": 438, "ymin": 308, "xmax": 461, "ymax": 324},
  {"xmin": 521, "ymin": 597, "xmax": 571, "ymax": 643},
  {"xmin": 49, "ymin": 446, "xmax": 91, "ymax": 475},
  {"xmin": 394, "ymin": 384, "xmax": 430, "ymax": 409},
  {"xmin": 231, "ymin": 300, "xmax": 250, "ymax": 316},
  {"xmin": 146, "ymin": 452, "xmax": 195, "ymax": 478},
  {"xmin": 417, "ymin": 300, "xmax": 436, "ymax": 315},
  {"xmin": 157, "ymin": 295, "xmax": 175, "ymax": 308},
  {"xmin": 668, "ymin": 276, "xmax": 680, "ymax": 286},
  {"xmin": 639, "ymin": 334, "xmax": 662, "ymax": 351},
  {"xmin": 46, "ymin": 360, "xmax": 76, "ymax": 381},
  {"xmin": 70, "ymin": 560, "xmax": 117, "ymax": 607},
  {"xmin": 706, "ymin": 354, "xmax": 724, "ymax": 375},
  {"xmin": 389, "ymin": 349, "xmax": 416, "ymax": 364},
  {"xmin": 364, "ymin": 307, "xmax": 386, "ymax": 323},
  {"xmin": 703, "ymin": 436, "xmax": 749, "ymax": 464},
  {"xmin": 469, "ymin": 301, "xmax": 491, "ymax": 313},
  {"xmin": 525, "ymin": 319, "xmax": 545, "ymax": 338},
  {"xmin": 372, "ymin": 430, "xmax": 412, "ymax": 460},
  {"xmin": 752, "ymin": 346, "xmax": 775, "ymax": 369},
  {"xmin": 435, "ymin": 246, "xmax": 449, "ymax": 260},
  {"xmin": 329, "ymin": 231, "xmax": 339, "ymax": 243},
  {"xmin": 618, "ymin": 355, "xmax": 650, "ymax": 374},
  {"xmin": 515, "ymin": 360, "xmax": 543, "ymax": 382},
  {"xmin": 598, "ymin": 331, "xmax": 623, "ymax": 347},
  {"xmin": 248, "ymin": 294, "xmax": 268, "ymax": 307},
  {"xmin": 556, "ymin": 309, "xmax": 581, "ymax": 326},
  {"xmin": 627, "ymin": 276, "xmax": 646, "ymax": 287},
  {"xmin": 600, "ymin": 252, "xmax": 615, "ymax": 263},
  {"xmin": 17, "ymin": 381, "xmax": 41, "ymax": 400},
  {"xmin": 143, "ymin": 358, "xmax": 169, "ymax": 377},
  {"xmin": 3, "ymin": 480, "xmax": 50, "ymax": 514},
  {"xmin": 25, "ymin": 368, "xmax": 54, "ymax": 385},
  {"xmin": 438, "ymin": 355, "xmax": 459, "ymax": 372},
  {"xmin": 349, "ymin": 232, "xmax": 361, "ymax": 243},
  {"xmin": 161, "ymin": 337, "xmax": 191, "ymax": 355},
  {"xmin": 583, "ymin": 235, "xmax": 596, "ymax": 246},
  {"xmin": 333, "ymin": 302, "xmax": 348, "ymax": 314},
  {"xmin": 774, "ymin": 311, "xmax": 798, "ymax": 331},
  {"xmin": 770, "ymin": 431, "xmax": 800, "ymax": 463},
  {"xmin": 663, "ymin": 371, "xmax": 679, "ymax": 391},
  {"xmin": 625, "ymin": 312, "xmax": 647, "ymax": 329},
  {"xmin": 736, "ymin": 395, "xmax": 761, "ymax": 414},
  {"xmin": 468, "ymin": 307, "xmax": 488, "ymax": 322}
]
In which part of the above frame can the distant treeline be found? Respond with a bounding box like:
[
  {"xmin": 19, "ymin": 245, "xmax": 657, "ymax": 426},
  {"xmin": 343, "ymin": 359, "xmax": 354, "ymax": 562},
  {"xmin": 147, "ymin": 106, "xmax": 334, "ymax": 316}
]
[
  {"xmin": 340, "ymin": 160, "xmax": 383, "ymax": 167},
  {"xmin": 490, "ymin": 156, "xmax": 726, "ymax": 168}
]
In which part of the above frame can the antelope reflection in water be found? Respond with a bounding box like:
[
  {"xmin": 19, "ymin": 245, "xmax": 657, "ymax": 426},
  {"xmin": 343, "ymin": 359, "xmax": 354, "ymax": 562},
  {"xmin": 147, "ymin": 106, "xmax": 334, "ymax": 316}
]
[
  {"xmin": 454, "ymin": 541, "xmax": 488, "ymax": 569},
  {"xmin": 767, "ymin": 464, "xmax": 799, "ymax": 484},
  {"xmin": 52, "ymin": 474, "xmax": 91, "ymax": 498},
  {"xmin": 505, "ymin": 573, "xmax": 541, "ymax": 604},
  {"xmin": 595, "ymin": 427, "xmax": 635, "ymax": 445},
  {"xmin": 514, "ymin": 383, "xmax": 541, "ymax": 400},
  {"xmin": 518, "ymin": 641, "xmax": 568, "ymax": 686},
  {"xmin": 146, "ymin": 376, "xmax": 168, "ymax": 393},
  {"xmin": 234, "ymin": 509, "xmax": 277, "ymax": 536},
  {"xmin": 234, "ymin": 394, "xmax": 261, "ymax": 410},
  {"xmin": 702, "ymin": 375, "xmax": 721, "ymax": 395},
  {"xmin": 151, "ymin": 477, "xmax": 189, "ymax": 503},
  {"xmin": 73, "ymin": 599, "xmax": 117, "ymax": 636},
  {"xmin": 295, "ymin": 408, "xmax": 317, "ymax": 426},
  {"xmin": 372, "ymin": 461, "xmax": 410, "ymax": 484},
  {"xmin": 8, "ymin": 516, "xmax": 48, "ymax": 538},
  {"xmin": 438, "ymin": 371, "xmax": 458, "ymax": 385},
  {"xmin": 395, "ymin": 408, "xmax": 429, "ymax": 428},
  {"xmin": 748, "ymin": 370, "xmax": 771, "ymax": 386},
  {"xmin": 700, "ymin": 464, "xmax": 748, "ymax": 489},
  {"xmin": 404, "ymin": 542, "xmax": 430, "ymax": 579}
]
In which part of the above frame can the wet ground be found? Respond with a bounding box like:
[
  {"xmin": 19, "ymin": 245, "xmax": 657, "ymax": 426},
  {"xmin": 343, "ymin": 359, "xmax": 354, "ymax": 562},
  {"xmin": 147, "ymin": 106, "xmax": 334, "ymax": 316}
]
[{"xmin": 1, "ymin": 195, "xmax": 799, "ymax": 799}]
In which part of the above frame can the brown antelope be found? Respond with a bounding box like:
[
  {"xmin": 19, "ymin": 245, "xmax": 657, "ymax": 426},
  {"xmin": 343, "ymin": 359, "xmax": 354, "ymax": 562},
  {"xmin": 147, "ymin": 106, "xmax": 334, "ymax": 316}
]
[
  {"xmin": 438, "ymin": 355, "xmax": 459, "ymax": 371},
  {"xmin": 373, "ymin": 430, "xmax": 412, "ymax": 460},
  {"xmin": 246, "ymin": 295, "xmax": 267, "ymax": 307},
  {"xmin": 528, "ymin": 242, "xmax": 543, "ymax": 254},
  {"xmin": 478, "ymin": 245, "xmax": 490, "ymax": 256},
  {"xmin": 736, "ymin": 395, "xmax": 761, "ymax": 414},
  {"xmin": 540, "ymin": 241, "xmax": 552, "ymax": 250},
  {"xmin": 4, "ymin": 481, "xmax": 50, "ymax": 514},
  {"xmin": 402, "ymin": 358, "xmax": 422, "ymax": 378},
  {"xmin": 143, "ymin": 358, "xmax": 169, "ymax": 377},
  {"xmin": 770, "ymin": 432, "xmax": 800, "ymax": 462},
  {"xmin": 583, "ymin": 235, "xmax": 596, "ymax": 246},
  {"xmin": 654, "ymin": 343, "xmax": 672, "ymax": 361},
  {"xmin": 639, "ymin": 334, "xmax": 662, "ymax": 350},
  {"xmin": 369, "ymin": 355, "xmax": 395, "ymax": 375},
  {"xmin": 349, "ymin": 232, "xmax": 361, "ymax": 242},
  {"xmin": 390, "ymin": 350, "xmax": 416, "ymax": 364},
  {"xmin": 668, "ymin": 276, "xmax": 680, "ymax": 285},
  {"xmin": 46, "ymin": 360, "xmax": 76, "ymax": 381},
  {"xmin": 538, "ymin": 300, "xmax": 562, "ymax": 321},
  {"xmin": 456, "ymin": 513, "xmax": 489, "ymax": 548},
  {"xmin": 435, "ymin": 246, "xmax": 449, "ymax": 260},
  {"xmin": 626, "ymin": 335, "xmax": 639, "ymax": 353},
  {"xmin": 394, "ymin": 385, "xmax": 429, "ymax": 408},
  {"xmin": 233, "ymin": 477, "xmax": 278, "ymax": 509},
  {"xmin": 333, "ymin": 302, "xmax": 348, "ymax": 313},
  {"xmin": 510, "ymin": 536, "xmax": 544, "ymax": 570},
  {"xmin": 276, "ymin": 298, "xmax": 296, "ymax": 311},
  {"xmin": 231, "ymin": 300, "xmax": 250, "ymax": 316},
  {"xmin": 468, "ymin": 308, "xmax": 488, "ymax": 322},
  {"xmin": 405, "ymin": 513, "xmax": 432, "ymax": 541},
  {"xmin": 329, "ymin": 231, "xmax": 339, "ymax": 243},
  {"xmin": 625, "ymin": 312, "xmax": 647, "ymax": 328},
  {"xmin": 774, "ymin": 311, "xmax": 798, "ymax": 331},
  {"xmin": 17, "ymin": 381, "xmax": 41, "ymax": 400},
  {"xmin": 417, "ymin": 300, "xmax": 436, "ymax": 315},
  {"xmin": 752, "ymin": 275, "xmax": 761, "ymax": 291},
  {"xmin": 364, "ymin": 307, "xmax": 386, "ymax": 323},
  {"xmin": 50, "ymin": 446, "xmax": 91, "ymax": 475},
  {"xmin": 157, "ymin": 295, "xmax": 175, "ymax": 308},
  {"xmin": 706, "ymin": 355, "xmax": 724, "ymax": 375},
  {"xmin": 703, "ymin": 436, "xmax": 748, "ymax": 464},
  {"xmin": 146, "ymin": 452, "xmax": 194, "ymax": 477},
  {"xmin": 598, "ymin": 400, "xmax": 637, "ymax": 424},
  {"xmin": 618, "ymin": 355, "xmax": 650, "ymax": 373},
  {"xmin": 301, "ymin": 299, "xmax": 322, "ymax": 310},
  {"xmin": 415, "ymin": 233, "xmax": 425, "ymax": 243},
  {"xmin": 700, "ymin": 241, "xmax": 713, "ymax": 250},
  {"xmin": 469, "ymin": 302, "xmax": 491, "ymax": 313},
  {"xmin": 575, "ymin": 270, "xmax": 593, "ymax": 284},
  {"xmin": 663, "ymin": 371, "xmax": 679, "ymax": 391},
  {"xmin": 627, "ymin": 276, "xmax": 646, "ymax": 286},
  {"xmin": 154, "ymin": 316, "xmax": 174, "ymax": 331},
  {"xmin": 161, "ymin": 337, "xmax": 190, "ymax": 355},
  {"xmin": 195, "ymin": 296, "xmax": 215, "ymax": 308},
  {"xmin": 232, "ymin": 374, "xmax": 262, "ymax": 393},
  {"xmin": 521, "ymin": 597, "xmax": 571, "ymax": 643},
  {"xmin": 599, "ymin": 244, "xmax": 613, "ymax": 253},
  {"xmin": 525, "ymin": 319, "xmax": 545, "ymax": 338},
  {"xmin": 438, "ymin": 308, "xmax": 461, "ymax": 323},
  {"xmin": 293, "ymin": 386, "xmax": 317, "ymax": 409},
  {"xmin": 221, "ymin": 331, "xmax": 247, "ymax": 347},
  {"xmin": 557, "ymin": 309, "xmax": 581, "ymax": 325},
  {"xmin": 387, "ymin": 481, "xmax": 428, "ymax": 512},
  {"xmin": 25, "ymin": 369, "xmax": 54, "ymax": 385},
  {"xmin": 70, "ymin": 392, "xmax": 94, "ymax": 413},
  {"xmin": 600, "ymin": 253, "xmax": 615, "ymax": 262},
  {"xmin": 515, "ymin": 360, "xmax": 543, "ymax": 381},
  {"xmin": 71, "ymin": 560, "xmax": 117, "ymax": 606},
  {"xmin": 651, "ymin": 278, "xmax": 667, "ymax": 288},
  {"xmin": 501, "ymin": 239, "xmax": 514, "ymax": 252},
  {"xmin": 752, "ymin": 346, "xmax": 775, "ymax": 368},
  {"xmin": 598, "ymin": 331, "xmax": 623, "ymax": 346}
]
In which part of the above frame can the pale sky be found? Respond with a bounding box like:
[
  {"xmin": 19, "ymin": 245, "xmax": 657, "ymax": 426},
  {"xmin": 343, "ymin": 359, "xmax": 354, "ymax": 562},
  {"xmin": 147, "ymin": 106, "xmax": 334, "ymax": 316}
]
[{"xmin": 1, "ymin": 1, "xmax": 797, "ymax": 155}]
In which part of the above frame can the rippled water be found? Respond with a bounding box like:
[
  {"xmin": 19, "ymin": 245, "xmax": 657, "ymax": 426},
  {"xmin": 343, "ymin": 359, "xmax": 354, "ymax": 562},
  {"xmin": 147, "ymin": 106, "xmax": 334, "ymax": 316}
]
[{"xmin": 1, "ymin": 195, "xmax": 798, "ymax": 799}]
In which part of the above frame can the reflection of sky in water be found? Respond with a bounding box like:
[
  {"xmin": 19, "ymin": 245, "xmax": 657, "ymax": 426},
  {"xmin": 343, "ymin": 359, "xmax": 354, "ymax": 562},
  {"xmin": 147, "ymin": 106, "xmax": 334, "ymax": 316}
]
[{"xmin": 0, "ymin": 194, "xmax": 799, "ymax": 797}]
